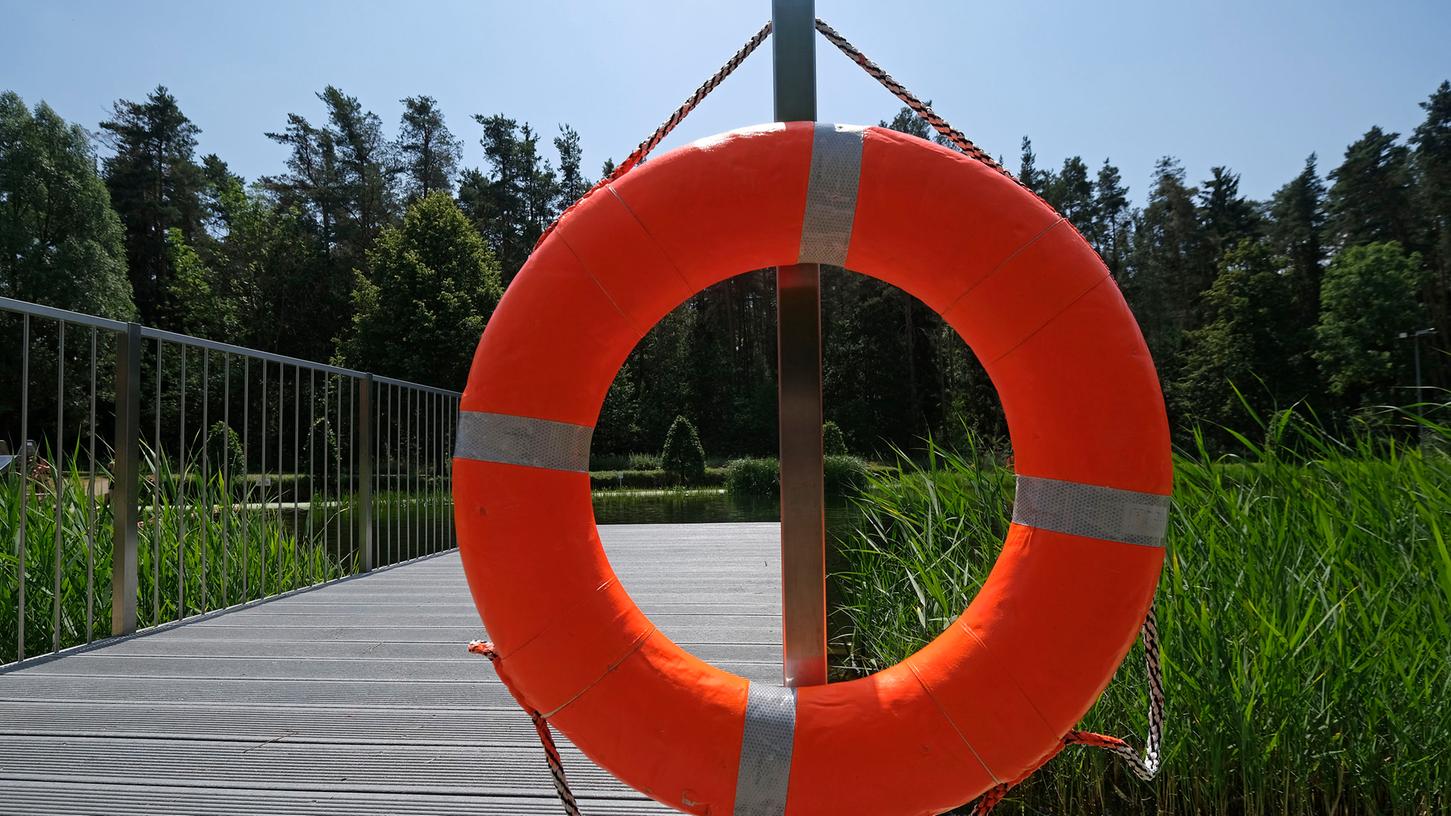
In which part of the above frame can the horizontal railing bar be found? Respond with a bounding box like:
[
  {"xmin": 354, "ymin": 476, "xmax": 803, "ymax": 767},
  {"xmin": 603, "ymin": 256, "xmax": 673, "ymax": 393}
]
[
  {"xmin": 138, "ymin": 326, "xmax": 365, "ymax": 379},
  {"xmin": 139, "ymin": 328, "xmax": 459, "ymax": 396},
  {"xmin": 373, "ymin": 376, "xmax": 463, "ymax": 398},
  {"xmin": 0, "ymin": 296, "xmax": 128, "ymax": 332}
]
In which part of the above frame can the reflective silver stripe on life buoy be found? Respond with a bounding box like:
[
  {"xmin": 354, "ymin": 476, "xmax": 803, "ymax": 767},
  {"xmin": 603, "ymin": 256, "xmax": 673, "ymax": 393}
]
[
  {"xmin": 453, "ymin": 410, "xmax": 593, "ymax": 473},
  {"xmin": 1013, "ymin": 474, "xmax": 1170, "ymax": 547},
  {"xmin": 798, "ymin": 123, "xmax": 865, "ymax": 267},
  {"xmin": 734, "ymin": 682, "xmax": 797, "ymax": 816}
]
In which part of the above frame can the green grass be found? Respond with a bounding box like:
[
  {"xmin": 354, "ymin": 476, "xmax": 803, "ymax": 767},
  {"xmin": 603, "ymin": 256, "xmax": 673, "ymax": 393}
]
[
  {"xmin": 2, "ymin": 442, "xmax": 451, "ymax": 665},
  {"xmin": 834, "ymin": 414, "xmax": 1451, "ymax": 815}
]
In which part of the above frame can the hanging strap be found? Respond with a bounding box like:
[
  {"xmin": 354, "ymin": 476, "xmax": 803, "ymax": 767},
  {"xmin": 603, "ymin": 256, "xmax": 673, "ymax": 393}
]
[
  {"xmin": 967, "ymin": 607, "xmax": 1166, "ymax": 815},
  {"xmin": 468, "ymin": 641, "xmax": 583, "ymax": 816}
]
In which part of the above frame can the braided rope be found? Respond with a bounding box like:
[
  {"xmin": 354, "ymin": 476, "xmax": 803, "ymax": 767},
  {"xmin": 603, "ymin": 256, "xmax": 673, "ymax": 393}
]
[
  {"xmin": 966, "ymin": 608, "xmax": 1167, "ymax": 815},
  {"xmin": 534, "ymin": 21, "xmax": 773, "ymax": 250},
  {"xmin": 812, "ymin": 19, "xmax": 1012, "ymax": 180},
  {"xmin": 469, "ymin": 641, "xmax": 582, "ymax": 816}
]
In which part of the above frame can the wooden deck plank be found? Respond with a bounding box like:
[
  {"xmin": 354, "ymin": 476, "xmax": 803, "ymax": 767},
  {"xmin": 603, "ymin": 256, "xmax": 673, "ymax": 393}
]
[{"xmin": 0, "ymin": 522, "xmax": 779, "ymax": 815}]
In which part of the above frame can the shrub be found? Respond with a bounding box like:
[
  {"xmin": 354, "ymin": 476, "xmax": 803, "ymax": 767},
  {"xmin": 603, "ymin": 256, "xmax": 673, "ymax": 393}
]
[
  {"xmin": 823, "ymin": 420, "xmax": 848, "ymax": 455},
  {"xmin": 723, "ymin": 455, "xmax": 869, "ymax": 497},
  {"xmin": 724, "ymin": 457, "xmax": 779, "ymax": 496},
  {"xmin": 660, "ymin": 415, "xmax": 706, "ymax": 483},
  {"xmin": 823, "ymin": 454, "xmax": 869, "ymax": 495}
]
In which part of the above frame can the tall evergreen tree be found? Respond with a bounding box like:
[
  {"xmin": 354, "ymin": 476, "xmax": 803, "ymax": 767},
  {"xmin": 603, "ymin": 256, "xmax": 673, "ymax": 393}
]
[
  {"xmin": 99, "ymin": 85, "xmax": 205, "ymax": 324},
  {"xmin": 264, "ymin": 112, "xmax": 342, "ymax": 251},
  {"xmin": 1018, "ymin": 136, "xmax": 1044, "ymax": 194},
  {"xmin": 1197, "ymin": 166, "xmax": 1262, "ymax": 262},
  {"xmin": 1088, "ymin": 159, "xmax": 1132, "ymax": 277},
  {"xmin": 1328, "ymin": 126, "xmax": 1421, "ymax": 251},
  {"xmin": 1044, "ymin": 156, "xmax": 1094, "ymax": 225},
  {"xmin": 1267, "ymin": 155, "xmax": 1328, "ymax": 321},
  {"xmin": 395, "ymin": 95, "xmax": 461, "ymax": 203},
  {"xmin": 459, "ymin": 114, "xmax": 559, "ymax": 281},
  {"xmin": 554, "ymin": 124, "xmax": 591, "ymax": 208},
  {"xmin": 1124, "ymin": 157, "xmax": 1204, "ymax": 369},
  {"xmin": 317, "ymin": 86, "xmax": 397, "ymax": 263},
  {"xmin": 1411, "ymin": 80, "xmax": 1451, "ymax": 386}
]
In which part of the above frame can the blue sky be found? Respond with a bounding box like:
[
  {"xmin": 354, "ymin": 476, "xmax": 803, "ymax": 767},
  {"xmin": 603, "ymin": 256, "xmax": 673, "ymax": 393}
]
[{"xmin": 4, "ymin": 1, "xmax": 1448, "ymax": 203}]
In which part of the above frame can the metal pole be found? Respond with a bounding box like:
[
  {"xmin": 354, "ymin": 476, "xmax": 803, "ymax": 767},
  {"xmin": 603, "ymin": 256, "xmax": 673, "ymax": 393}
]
[
  {"xmin": 773, "ymin": 0, "xmax": 827, "ymax": 689},
  {"xmin": 358, "ymin": 374, "xmax": 375, "ymax": 572},
  {"xmin": 111, "ymin": 322, "xmax": 142, "ymax": 636},
  {"xmin": 1412, "ymin": 334, "xmax": 1423, "ymax": 402}
]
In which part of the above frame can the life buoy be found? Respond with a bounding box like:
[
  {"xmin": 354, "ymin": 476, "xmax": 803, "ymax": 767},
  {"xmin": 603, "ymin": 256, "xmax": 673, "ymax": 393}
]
[{"xmin": 453, "ymin": 122, "xmax": 1171, "ymax": 816}]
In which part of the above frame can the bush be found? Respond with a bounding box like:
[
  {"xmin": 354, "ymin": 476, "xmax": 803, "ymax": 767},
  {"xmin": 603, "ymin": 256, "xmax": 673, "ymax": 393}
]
[
  {"xmin": 723, "ymin": 455, "xmax": 870, "ymax": 497},
  {"xmin": 823, "ymin": 454, "xmax": 869, "ymax": 494},
  {"xmin": 724, "ymin": 457, "xmax": 779, "ymax": 496},
  {"xmin": 660, "ymin": 415, "xmax": 706, "ymax": 484},
  {"xmin": 823, "ymin": 420, "xmax": 848, "ymax": 455}
]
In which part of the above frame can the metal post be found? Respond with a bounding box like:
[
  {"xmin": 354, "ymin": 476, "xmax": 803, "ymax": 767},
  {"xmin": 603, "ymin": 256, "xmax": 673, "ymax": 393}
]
[
  {"xmin": 111, "ymin": 322, "xmax": 142, "ymax": 636},
  {"xmin": 358, "ymin": 374, "xmax": 375, "ymax": 572},
  {"xmin": 773, "ymin": 0, "xmax": 828, "ymax": 689}
]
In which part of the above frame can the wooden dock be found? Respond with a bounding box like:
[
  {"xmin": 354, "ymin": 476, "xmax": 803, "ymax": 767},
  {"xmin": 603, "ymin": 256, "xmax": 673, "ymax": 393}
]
[{"xmin": 0, "ymin": 523, "xmax": 781, "ymax": 815}]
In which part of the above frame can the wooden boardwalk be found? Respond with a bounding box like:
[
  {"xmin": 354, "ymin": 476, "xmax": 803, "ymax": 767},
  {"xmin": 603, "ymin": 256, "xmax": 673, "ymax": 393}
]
[{"xmin": 0, "ymin": 523, "xmax": 781, "ymax": 815}]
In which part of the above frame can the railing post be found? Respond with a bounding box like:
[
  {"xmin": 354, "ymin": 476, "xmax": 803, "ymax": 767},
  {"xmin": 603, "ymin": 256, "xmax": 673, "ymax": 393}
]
[
  {"xmin": 358, "ymin": 373, "xmax": 374, "ymax": 572},
  {"xmin": 110, "ymin": 322, "xmax": 142, "ymax": 636},
  {"xmin": 773, "ymin": 0, "xmax": 829, "ymax": 689}
]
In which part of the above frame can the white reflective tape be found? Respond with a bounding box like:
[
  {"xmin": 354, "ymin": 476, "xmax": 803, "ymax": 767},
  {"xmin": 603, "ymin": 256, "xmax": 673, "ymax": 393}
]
[
  {"xmin": 453, "ymin": 410, "xmax": 592, "ymax": 473},
  {"xmin": 734, "ymin": 683, "xmax": 796, "ymax": 816},
  {"xmin": 798, "ymin": 124, "xmax": 864, "ymax": 266},
  {"xmin": 1013, "ymin": 475, "xmax": 1169, "ymax": 547}
]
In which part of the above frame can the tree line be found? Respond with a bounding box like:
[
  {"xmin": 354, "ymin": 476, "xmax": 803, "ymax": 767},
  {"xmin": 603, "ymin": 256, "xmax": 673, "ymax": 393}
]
[{"xmin": 2, "ymin": 82, "xmax": 1448, "ymax": 458}]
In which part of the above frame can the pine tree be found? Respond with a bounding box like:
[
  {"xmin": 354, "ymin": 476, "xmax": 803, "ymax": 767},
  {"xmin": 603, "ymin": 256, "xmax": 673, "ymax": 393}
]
[
  {"xmin": 459, "ymin": 114, "xmax": 559, "ymax": 281},
  {"xmin": 1267, "ymin": 155, "xmax": 1328, "ymax": 321},
  {"xmin": 1088, "ymin": 159, "xmax": 1131, "ymax": 277},
  {"xmin": 1411, "ymin": 80, "xmax": 1451, "ymax": 387},
  {"xmin": 99, "ymin": 85, "xmax": 205, "ymax": 324},
  {"xmin": 264, "ymin": 112, "xmax": 342, "ymax": 251},
  {"xmin": 1045, "ymin": 156, "xmax": 1094, "ymax": 225},
  {"xmin": 1197, "ymin": 167, "xmax": 1262, "ymax": 264},
  {"xmin": 1124, "ymin": 157, "xmax": 1204, "ymax": 368},
  {"xmin": 317, "ymin": 86, "xmax": 397, "ymax": 262},
  {"xmin": 1328, "ymin": 127, "xmax": 1420, "ymax": 251},
  {"xmin": 554, "ymin": 124, "xmax": 591, "ymax": 207},
  {"xmin": 1018, "ymin": 136, "xmax": 1044, "ymax": 194},
  {"xmin": 395, "ymin": 95, "xmax": 461, "ymax": 203}
]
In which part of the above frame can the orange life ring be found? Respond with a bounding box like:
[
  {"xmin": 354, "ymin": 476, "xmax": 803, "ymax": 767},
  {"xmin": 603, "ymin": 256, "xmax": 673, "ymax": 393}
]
[{"xmin": 454, "ymin": 122, "xmax": 1171, "ymax": 815}]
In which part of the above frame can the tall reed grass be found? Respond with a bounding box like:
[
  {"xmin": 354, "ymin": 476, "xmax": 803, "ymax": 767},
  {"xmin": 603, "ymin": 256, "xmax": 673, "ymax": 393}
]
[
  {"xmin": 834, "ymin": 413, "xmax": 1450, "ymax": 815},
  {"xmin": 1, "ymin": 442, "xmax": 352, "ymax": 665}
]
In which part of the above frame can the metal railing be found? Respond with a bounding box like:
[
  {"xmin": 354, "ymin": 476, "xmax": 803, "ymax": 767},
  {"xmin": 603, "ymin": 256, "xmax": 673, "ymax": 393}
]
[{"xmin": 1, "ymin": 296, "xmax": 460, "ymax": 666}]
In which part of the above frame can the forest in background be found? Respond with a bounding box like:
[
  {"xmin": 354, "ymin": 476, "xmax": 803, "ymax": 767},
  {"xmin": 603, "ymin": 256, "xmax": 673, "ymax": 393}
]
[{"xmin": 2, "ymin": 82, "xmax": 1449, "ymax": 458}]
